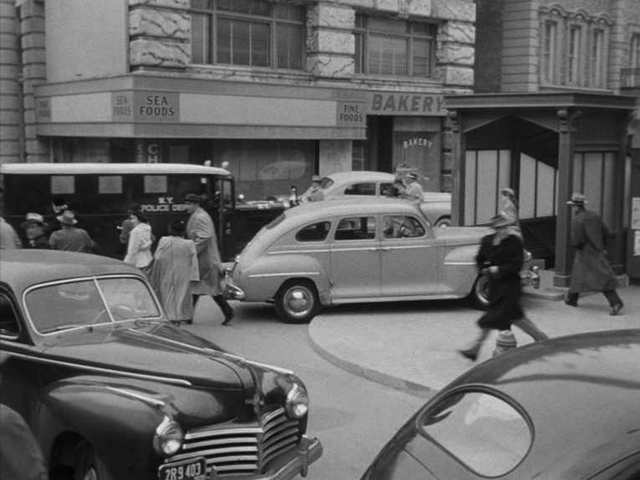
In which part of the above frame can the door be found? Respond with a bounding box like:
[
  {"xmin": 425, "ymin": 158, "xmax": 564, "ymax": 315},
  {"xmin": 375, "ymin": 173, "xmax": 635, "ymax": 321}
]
[
  {"xmin": 380, "ymin": 215, "xmax": 440, "ymax": 296},
  {"xmin": 329, "ymin": 216, "xmax": 380, "ymax": 300}
]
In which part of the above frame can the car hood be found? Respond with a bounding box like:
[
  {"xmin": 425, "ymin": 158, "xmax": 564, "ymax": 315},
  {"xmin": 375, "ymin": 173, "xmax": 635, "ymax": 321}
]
[{"xmin": 37, "ymin": 321, "xmax": 262, "ymax": 391}]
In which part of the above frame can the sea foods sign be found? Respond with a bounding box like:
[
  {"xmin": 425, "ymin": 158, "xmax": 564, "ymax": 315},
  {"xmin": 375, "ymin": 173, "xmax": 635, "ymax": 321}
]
[{"xmin": 112, "ymin": 91, "xmax": 179, "ymax": 122}]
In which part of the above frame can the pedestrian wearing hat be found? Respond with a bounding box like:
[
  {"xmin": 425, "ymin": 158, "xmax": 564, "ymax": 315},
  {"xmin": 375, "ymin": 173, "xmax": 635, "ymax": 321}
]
[
  {"xmin": 149, "ymin": 220, "xmax": 199, "ymax": 325},
  {"xmin": 185, "ymin": 193, "xmax": 234, "ymax": 325},
  {"xmin": 301, "ymin": 175, "xmax": 324, "ymax": 202},
  {"xmin": 124, "ymin": 207, "xmax": 154, "ymax": 273},
  {"xmin": 0, "ymin": 217, "xmax": 21, "ymax": 249},
  {"xmin": 0, "ymin": 403, "xmax": 48, "ymax": 480},
  {"xmin": 21, "ymin": 213, "xmax": 49, "ymax": 249},
  {"xmin": 401, "ymin": 172, "xmax": 424, "ymax": 205},
  {"xmin": 48, "ymin": 210, "xmax": 95, "ymax": 253},
  {"xmin": 565, "ymin": 193, "xmax": 623, "ymax": 315},
  {"xmin": 460, "ymin": 213, "xmax": 528, "ymax": 361}
]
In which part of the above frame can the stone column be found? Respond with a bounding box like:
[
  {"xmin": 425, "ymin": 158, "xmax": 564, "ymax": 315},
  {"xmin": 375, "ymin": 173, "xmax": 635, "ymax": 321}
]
[
  {"xmin": 307, "ymin": 3, "xmax": 355, "ymax": 78},
  {"xmin": 447, "ymin": 111, "xmax": 463, "ymax": 226},
  {"xmin": 553, "ymin": 108, "xmax": 579, "ymax": 287},
  {"xmin": 19, "ymin": 0, "xmax": 48, "ymax": 163},
  {"xmin": 129, "ymin": 0, "xmax": 190, "ymax": 70},
  {"xmin": 0, "ymin": 0, "xmax": 21, "ymax": 163}
]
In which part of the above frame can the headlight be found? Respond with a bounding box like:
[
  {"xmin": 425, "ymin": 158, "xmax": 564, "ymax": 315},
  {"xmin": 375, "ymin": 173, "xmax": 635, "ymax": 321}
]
[
  {"xmin": 285, "ymin": 382, "xmax": 309, "ymax": 419},
  {"xmin": 153, "ymin": 416, "xmax": 184, "ymax": 457}
]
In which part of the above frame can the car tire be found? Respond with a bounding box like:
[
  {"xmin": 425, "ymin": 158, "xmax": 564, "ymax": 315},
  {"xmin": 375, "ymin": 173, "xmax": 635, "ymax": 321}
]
[
  {"xmin": 469, "ymin": 274, "xmax": 491, "ymax": 310},
  {"xmin": 73, "ymin": 441, "xmax": 113, "ymax": 480},
  {"xmin": 275, "ymin": 280, "xmax": 320, "ymax": 324},
  {"xmin": 434, "ymin": 216, "xmax": 451, "ymax": 228}
]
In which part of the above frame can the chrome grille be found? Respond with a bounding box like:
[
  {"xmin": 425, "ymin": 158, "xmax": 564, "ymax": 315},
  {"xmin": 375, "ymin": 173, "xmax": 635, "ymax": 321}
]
[{"xmin": 166, "ymin": 408, "xmax": 301, "ymax": 476}]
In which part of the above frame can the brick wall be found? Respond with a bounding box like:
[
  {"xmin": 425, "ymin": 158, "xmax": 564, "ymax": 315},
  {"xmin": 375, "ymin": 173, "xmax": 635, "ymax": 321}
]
[{"xmin": 500, "ymin": 0, "xmax": 538, "ymax": 92}]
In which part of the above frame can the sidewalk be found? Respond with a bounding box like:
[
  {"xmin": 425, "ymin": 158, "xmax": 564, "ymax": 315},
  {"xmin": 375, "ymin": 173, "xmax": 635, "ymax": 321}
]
[{"xmin": 308, "ymin": 280, "xmax": 640, "ymax": 397}]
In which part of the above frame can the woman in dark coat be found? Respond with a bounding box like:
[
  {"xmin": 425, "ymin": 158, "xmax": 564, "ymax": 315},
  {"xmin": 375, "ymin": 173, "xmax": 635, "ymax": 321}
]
[
  {"xmin": 460, "ymin": 213, "xmax": 525, "ymax": 361},
  {"xmin": 565, "ymin": 193, "xmax": 623, "ymax": 315}
]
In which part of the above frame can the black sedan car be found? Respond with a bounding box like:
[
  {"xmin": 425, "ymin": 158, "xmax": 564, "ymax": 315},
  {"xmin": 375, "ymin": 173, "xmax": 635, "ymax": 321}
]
[
  {"xmin": 361, "ymin": 329, "xmax": 640, "ymax": 480},
  {"xmin": 0, "ymin": 250, "xmax": 321, "ymax": 480}
]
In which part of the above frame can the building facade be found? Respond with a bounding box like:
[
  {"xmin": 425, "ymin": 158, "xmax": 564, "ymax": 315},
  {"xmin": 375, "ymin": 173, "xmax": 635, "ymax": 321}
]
[
  {"xmin": 1, "ymin": 0, "xmax": 476, "ymax": 202},
  {"xmin": 446, "ymin": 0, "xmax": 640, "ymax": 283}
]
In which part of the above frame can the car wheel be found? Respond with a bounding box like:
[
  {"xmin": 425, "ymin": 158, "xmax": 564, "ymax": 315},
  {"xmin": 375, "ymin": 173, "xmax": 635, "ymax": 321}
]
[
  {"xmin": 73, "ymin": 442, "xmax": 112, "ymax": 480},
  {"xmin": 470, "ymin": 274, "xmax": 491, "ymax": 310},
  {"xmin": 275, "ymin": 280, "xmax": 319, "ymax": 324},
  {"xmin": 434, "ymin": 216, "xmax": 451, "ymax": 228}
]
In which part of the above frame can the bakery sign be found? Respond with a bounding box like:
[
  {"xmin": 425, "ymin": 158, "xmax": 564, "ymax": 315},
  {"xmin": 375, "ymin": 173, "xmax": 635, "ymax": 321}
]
[{"xmin": 367, "ymin": 92, "xmax": 446, "ymax": 116}]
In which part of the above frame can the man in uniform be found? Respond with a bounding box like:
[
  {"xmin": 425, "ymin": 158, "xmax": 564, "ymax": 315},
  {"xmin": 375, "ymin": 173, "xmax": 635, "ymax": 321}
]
[{"xmin": 565, "ymin": 192, "xmax": 623, "ymax": 316}]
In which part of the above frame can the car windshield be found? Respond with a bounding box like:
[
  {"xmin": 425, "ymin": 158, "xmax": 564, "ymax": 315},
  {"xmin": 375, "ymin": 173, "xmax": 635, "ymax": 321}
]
[
  {"xmin": 419, "ymin": 391, "xmax": 531, "ymax": 477},
  {"xmin": 25, "ymin": 276, "xmax": 162, "ymax": 334}
]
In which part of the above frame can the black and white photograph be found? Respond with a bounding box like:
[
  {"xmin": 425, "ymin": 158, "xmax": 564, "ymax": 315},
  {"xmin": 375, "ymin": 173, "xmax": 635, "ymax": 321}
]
[{"xmin": 1, "ymin": 0, "xmax": 640, "ymax": 479}]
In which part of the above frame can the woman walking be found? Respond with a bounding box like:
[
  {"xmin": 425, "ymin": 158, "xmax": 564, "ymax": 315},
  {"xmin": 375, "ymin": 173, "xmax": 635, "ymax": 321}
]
[{"xmin": 124, "ymin": 207, "xmax": 153, "ymax": 274}]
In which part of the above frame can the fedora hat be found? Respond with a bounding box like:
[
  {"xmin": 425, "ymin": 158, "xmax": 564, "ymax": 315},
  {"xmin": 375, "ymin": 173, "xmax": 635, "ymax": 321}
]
[
  {"xmin": 22, "ymin": 212, "xmax": 45, "ymax": 226},
  {"xmin": 489, "ymin": 213, "xmax": 516, "ymax": 229},
  {"xmin": 566, "ymin": 192, "xmax": 587, "ymax": 206},
  {"xmin": 57, "ymin": 210, "xmax": 78, "ymax": 226},
  {"xmin": 184, "ymin": 193, "xmax": 203, "ymax": 204}
]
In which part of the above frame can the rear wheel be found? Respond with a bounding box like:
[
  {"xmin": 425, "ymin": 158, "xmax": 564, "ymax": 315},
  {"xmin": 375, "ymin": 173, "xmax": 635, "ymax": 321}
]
[
  {"xmin": 274, "ymin": 280, "xmax": 320, "ymax": 323},
  {"xmin": 470, "ymin": 274, "xmax": 490, "ymax": 309}
]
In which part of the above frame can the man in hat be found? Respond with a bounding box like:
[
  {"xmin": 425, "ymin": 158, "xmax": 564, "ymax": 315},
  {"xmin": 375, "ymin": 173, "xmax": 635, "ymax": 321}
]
[
  {"xmin": 460, "ymin": 213, "xmax": 527, "ymax": 361},
  {"xmin": 185, "ymin": 193, "xmax": 234, "ymax": 325},
  {"xmin": 301, "ymin": 175, "xmax": 324, "ymax": 202},
  {"xmin": 21, "ymin": 213, "xmax": 49, "ymax": 249},
  {"xmin": 401, "ymin": 172, "xmax": 424, "ymax": 205},
  {"xmin": 565, "ymin": 192, "xmax": 624, "ymax": 315},
  {"xmin": 0, "ymin": 403, "xmax": 48, "ymax": 480},
  {"xmin": 48, "ymin": 210, "xmax": 95, "ymax": 253}
]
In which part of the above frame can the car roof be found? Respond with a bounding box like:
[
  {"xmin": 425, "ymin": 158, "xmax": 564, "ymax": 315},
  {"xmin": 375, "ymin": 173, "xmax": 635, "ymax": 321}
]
[
  {"xmin": 324, "ymin": 171, "xmax": 395, "ymax": 184},
  {"xmin": 445, "ymin": 329, "xmax": 640, "ymax": 472},
  {"xmin": 285, "ymin": 198, "xmax": 423, "ymax": 220},
  {"xmin": 0, "ymin": 162, "xmax": 231, "ymax": 176},
  {"xmin": 0, "ymin": 250, "xmax": 145, "ymax": 295}
]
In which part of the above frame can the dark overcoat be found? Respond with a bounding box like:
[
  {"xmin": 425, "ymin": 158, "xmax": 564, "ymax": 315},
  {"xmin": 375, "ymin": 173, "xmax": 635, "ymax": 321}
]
[
  {"xmin": 186, "ymin": 207, "xmax": 223, "ymax": 296},
  {"xmin": 568, "ymin": 209, "xmax": 617, "ymax": 293},
  {"xmin": 476, "ymin": 233, "xmax": 524, "ymax": 331}
]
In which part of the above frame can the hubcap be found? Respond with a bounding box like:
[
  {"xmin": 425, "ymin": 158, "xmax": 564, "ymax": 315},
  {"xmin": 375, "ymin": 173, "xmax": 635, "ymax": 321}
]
[{"xmin": 284, "ymin": 286, "xmax": 313, "ymax": 318}]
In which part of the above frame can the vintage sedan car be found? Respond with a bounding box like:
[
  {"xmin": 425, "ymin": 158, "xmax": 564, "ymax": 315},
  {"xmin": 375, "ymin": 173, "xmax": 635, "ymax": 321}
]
[
  {"xmin": 302, "ymin": 171, "xmax": 452, "ymax": 227},
  {"xmin": 361, "ymin": 329, "xmax": 640, "ymax": 480},
  {"xmin": 226, "ymin": 199, "xmax": 538, "ymax": 323},
  {"xmin": 0, "ymin": 250, "xmax": 321, "ymax": 480}
]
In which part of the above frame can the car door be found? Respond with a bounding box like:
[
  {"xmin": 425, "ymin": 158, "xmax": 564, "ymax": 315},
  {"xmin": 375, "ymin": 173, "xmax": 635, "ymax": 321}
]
[
  {"xmin": 329, "ymin": 215, "xmax": 380, "ymax": 301},
  {"xmin": 379, "ymin": 214, "xmax": 442, "ymax": 297}
]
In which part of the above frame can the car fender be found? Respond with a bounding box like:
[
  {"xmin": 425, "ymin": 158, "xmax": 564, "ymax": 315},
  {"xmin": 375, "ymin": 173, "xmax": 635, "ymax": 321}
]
[
  {"xmin": 442, "ymin": 244, "xmax": 479, "ymax": 294},
  {"xmin": 239, "ymin": 254, "xmax": 330, "ymax": 304},
  {"xmin": 39, "ymin": 378, "xmax": 169, "ymax": 478}
]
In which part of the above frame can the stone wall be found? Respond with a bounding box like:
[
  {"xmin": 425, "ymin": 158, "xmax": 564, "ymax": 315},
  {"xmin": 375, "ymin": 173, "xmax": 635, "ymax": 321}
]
[
  {"xmin": 0, "ymin": 0, "xmax": 21, "ymax": 164},
  {"xmin": 318, "ymin": 140, "xmax": 352, "ymax": 175}
]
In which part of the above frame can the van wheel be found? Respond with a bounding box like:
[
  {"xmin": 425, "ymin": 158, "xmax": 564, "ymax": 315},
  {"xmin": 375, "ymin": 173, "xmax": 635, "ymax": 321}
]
[
  {"xmin": 275, "ymin": 280, "xmax": 319, "ymax": 324},
  {"xmin": 434, "ymin": 216, "xmax": 451, "ymax": 228},
  {"xmin": 73, "ymin": 442, "xmax": 112, "ymax": 480},
  {"xmin": 469, "ymin": 274, "xmax": 491, "ymax": 310}
]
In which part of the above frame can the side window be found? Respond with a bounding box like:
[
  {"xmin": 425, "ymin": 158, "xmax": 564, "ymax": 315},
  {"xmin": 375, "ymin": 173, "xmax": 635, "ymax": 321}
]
[
  {"xmin": 344, "ymin": 183, "xmax": 376, "ymax": 195},
  {"xmin": 383, "ymin": 215, "xmax": 425, "ymax": 238},
  {"xmin": 335, "ymin": 216, "xmax": 376, "ymax": 240},
  {"xmin": 0, "ymin": 294, "xmax": 20, "ymax": 338},
  {"xmin": 296, "ymin": 222, "xmax": 331, "ymax": 242},
  {"xmin": 380, "ymin": 182, "xmax": 394, "ymax": 196}
]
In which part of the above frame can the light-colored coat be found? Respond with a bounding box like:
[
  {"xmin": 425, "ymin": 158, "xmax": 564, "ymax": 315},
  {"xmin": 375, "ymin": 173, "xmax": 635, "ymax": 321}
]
[
  {"xmin": 124, "ymin": 222, "xmax": 153, "ymax": 268},
  {"xmin": 187, "ymin": 207, "xmax": 223, "ymax": 296},
  {"xmin": 149, "ymin": 236, "xmax": 199, "ymax": 321}
]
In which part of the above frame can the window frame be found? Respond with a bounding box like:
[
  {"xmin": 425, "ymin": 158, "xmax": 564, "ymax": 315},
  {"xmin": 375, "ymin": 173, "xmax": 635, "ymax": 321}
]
[
  {"xmin": 631, "ymin": 33, "xmax": 640, "ymax": 69},
  {"xmin": 382, "ymin": 214, "xmax": 426, "ymax": 239},
  {"xmin": 567, "ymin": 24, "xmax": 583, "ymax": 86},
  {"xmin": 354, "ymin": 13, "xmax": 437, "ymax": 78},
  {"xmin": 295, "ymin": 221, "xmax": 332, "ymax": 243},
  {"xmin": 333, "ymin": 216, "xmax": 377, "ymax": 241},
  {"xmin": 189, "ymin": 0, "xmax": 305, "ymax": 70},
  {"xmin": 0, "ymin": 290, "xmax": 22, "ymax": 340},
  {"xmin": 590, "ymin": 27, "xmax": 607, "ymax": 88},
  {"xmin": 541, "ymin": 19, "xmax": 559, "ymax": 85}
]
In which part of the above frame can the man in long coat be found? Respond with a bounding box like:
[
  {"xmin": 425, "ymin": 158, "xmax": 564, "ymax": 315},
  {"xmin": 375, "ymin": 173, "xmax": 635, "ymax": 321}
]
[
  {"xmin": 565, "ymin": 192, "xmax": 623, "ymax": 315},
  {"xmin": 185, "ymin": 193, "xmax": 234, "ymax": 325},
  {"xmin": 460, "ymin": 213, "xmax": 526, "ymax": 361}
]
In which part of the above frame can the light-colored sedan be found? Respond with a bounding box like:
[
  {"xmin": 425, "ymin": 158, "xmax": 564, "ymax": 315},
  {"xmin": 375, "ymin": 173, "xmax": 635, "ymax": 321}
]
[
  {"xmin": 226, "ymin": 199, "xmax": 536, "ymax": 323},
  {"xmin": 303, "ymin": 171, "xmax": 452, "ymax": 227}
]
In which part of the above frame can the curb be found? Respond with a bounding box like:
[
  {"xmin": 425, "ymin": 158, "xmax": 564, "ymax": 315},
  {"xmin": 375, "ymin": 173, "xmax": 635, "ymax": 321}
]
[{"xmin": 307, "ymin": 322, "xmax": 434, "ymax": 398}]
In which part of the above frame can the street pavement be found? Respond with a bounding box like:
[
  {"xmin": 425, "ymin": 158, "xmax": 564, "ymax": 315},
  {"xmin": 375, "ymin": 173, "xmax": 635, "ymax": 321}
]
[{"xmin": 308, "ymin": 274, "xmax": 640, "ymax": 395}]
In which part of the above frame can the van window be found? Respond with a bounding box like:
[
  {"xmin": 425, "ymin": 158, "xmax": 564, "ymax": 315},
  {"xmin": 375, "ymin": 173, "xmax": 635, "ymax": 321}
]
[
  {"xmin": 98, "ymin": 176, "xmax": 123, "ymax": 194},
  {"xmin": 51, "ymin": 176, "xmax": 75, "ymax": 194},
  {"xmin": 144, "ymin": 175, "xmax": 168, "ymax": 193}
]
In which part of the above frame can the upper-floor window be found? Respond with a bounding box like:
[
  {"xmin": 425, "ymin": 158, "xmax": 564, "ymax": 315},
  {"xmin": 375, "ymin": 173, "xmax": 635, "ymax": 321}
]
[
  {"xmin": 568, "ymin": 25, "xmax": 582, "ymax": 85},
  {"xmin": 630, "ymin": 33, "xmax": 640, "ymax": 69},
  {"xmin": 190, "ymin": 0, "xmax": 305, "ymax": 70},
  {"xmin": 591, "ymin": 28, "xmax": 606, "ymax": 88},
  {"xmin": 541, "ymin": 20, "xmax": 559, "ymax": 84},
  {"xmin": 354, "ymin": 14, "xmax": 437, "ymax": 78}
]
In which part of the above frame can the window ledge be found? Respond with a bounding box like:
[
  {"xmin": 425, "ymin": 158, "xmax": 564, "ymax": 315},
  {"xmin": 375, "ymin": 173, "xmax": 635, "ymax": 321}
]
[
  {"xmin": 187, "ymin": 63, "xmax": 314, "ymax": 83},
  {"xmin": 539, "ymin": 84, "xmax": 614, "ymax": 94},
  {"xmin": 349, "ymin": 74, "xmax": 442, "ymax": 88}
]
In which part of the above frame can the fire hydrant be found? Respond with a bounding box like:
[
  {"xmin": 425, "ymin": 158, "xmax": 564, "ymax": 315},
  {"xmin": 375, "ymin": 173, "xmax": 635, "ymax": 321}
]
[{"xmin": 493, "ymin": 330, "xmax": 517, "ymax": 357}]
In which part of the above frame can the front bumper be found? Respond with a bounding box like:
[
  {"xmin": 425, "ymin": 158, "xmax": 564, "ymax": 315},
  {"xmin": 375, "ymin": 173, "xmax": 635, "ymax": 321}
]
[{"xmin": 212, "ymin": 435, "xmax": 322, "ymax": 480}]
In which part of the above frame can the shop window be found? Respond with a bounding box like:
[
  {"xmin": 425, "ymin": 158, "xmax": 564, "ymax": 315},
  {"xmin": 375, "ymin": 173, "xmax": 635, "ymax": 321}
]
[
  {"xmin": 541, "ymin": 20, "xmax": 559, "ymax": 84},
  {"xmin": 590, "ymin": 28, "xmax": 606, "ymax": 88},
  {"xmin": 631, "ymin": 34, "xmax": 640, "ymax": 69},
  {"xmin": 567, "ymin": 25, "xmax": 582, "ymax": 85},
  {"xmin": 354, "ymin": 14, "xmax": 436, "ymax": 78},
  {"xmin": 191, "ymin": 0, "xmax": 305, "ymax": 70}
]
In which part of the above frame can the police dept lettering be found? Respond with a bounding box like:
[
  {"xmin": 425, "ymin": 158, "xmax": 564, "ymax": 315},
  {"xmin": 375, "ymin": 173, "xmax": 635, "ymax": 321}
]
[{"xmin": 140, "ymin": 197, "xmax": 189, "ymax": 213}]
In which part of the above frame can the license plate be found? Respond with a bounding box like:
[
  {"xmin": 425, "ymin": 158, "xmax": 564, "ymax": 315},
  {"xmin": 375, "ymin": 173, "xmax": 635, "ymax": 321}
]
[{"xmin": 158, "ymin": 457, "xmax": 207, "ymax": 480}]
